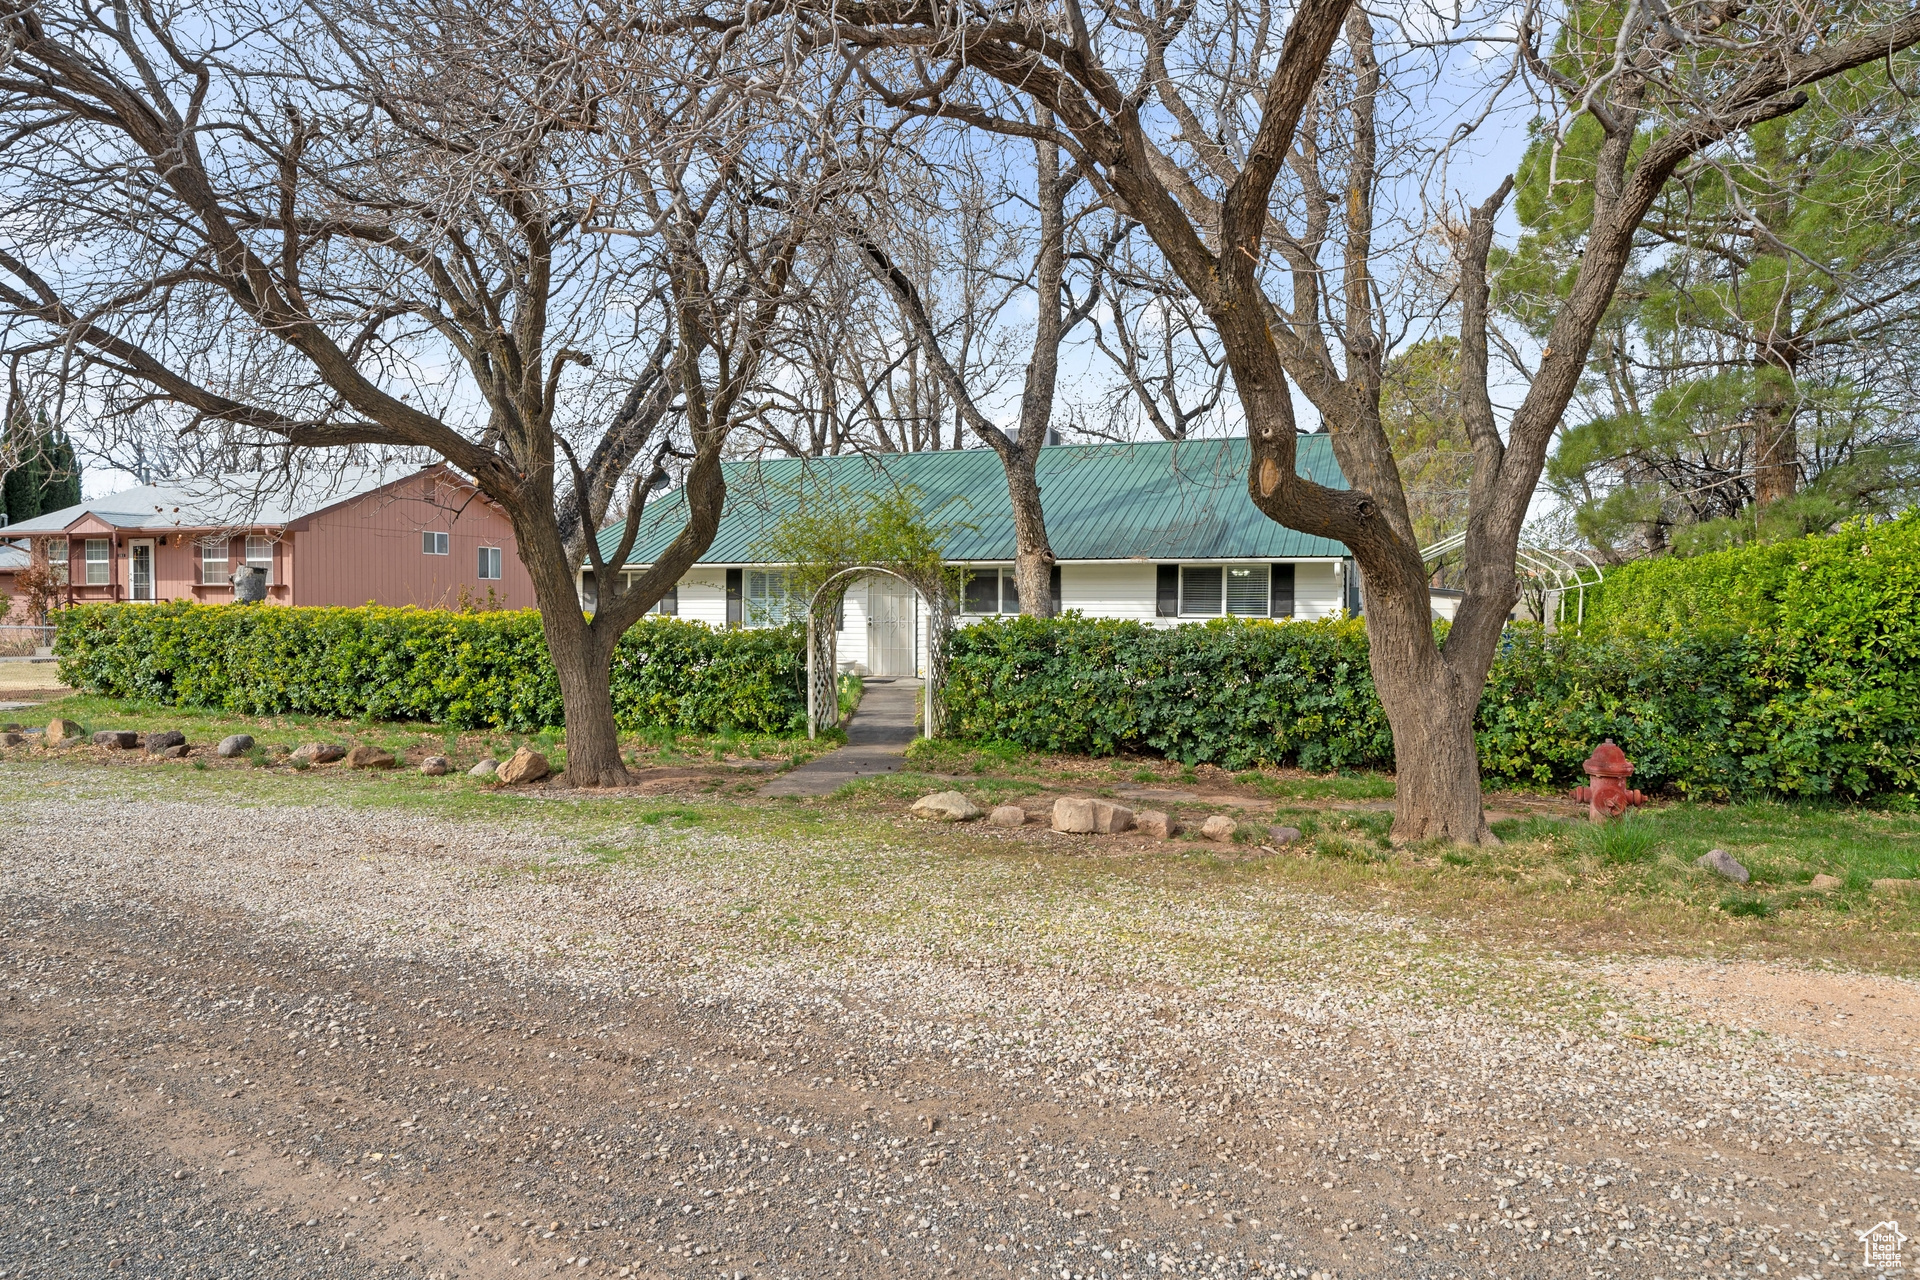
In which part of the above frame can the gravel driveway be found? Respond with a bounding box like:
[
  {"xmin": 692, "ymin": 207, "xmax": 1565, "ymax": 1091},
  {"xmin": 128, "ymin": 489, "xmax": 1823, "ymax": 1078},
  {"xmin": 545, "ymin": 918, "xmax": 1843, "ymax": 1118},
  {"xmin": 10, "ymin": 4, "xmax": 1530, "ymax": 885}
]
[{"xmin": 1, "ymin": 762, "xmax": 1915, "ymax": 1280}]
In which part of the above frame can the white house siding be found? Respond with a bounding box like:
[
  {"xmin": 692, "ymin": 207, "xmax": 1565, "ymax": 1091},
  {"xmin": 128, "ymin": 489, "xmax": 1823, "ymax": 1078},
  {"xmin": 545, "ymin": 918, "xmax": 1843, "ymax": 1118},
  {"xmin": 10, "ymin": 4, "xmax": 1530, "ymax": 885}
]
[
  {"xmin": 675, "ymin": 571, "xmax": 730, "ymax": 629},
  {"xmin": 1061, "ymin": 562, "xmax": 1158, "ymax": 622},
  {"xmin": 1294, "ymin": 561, "xmax": 1343, "ymax": 620}
]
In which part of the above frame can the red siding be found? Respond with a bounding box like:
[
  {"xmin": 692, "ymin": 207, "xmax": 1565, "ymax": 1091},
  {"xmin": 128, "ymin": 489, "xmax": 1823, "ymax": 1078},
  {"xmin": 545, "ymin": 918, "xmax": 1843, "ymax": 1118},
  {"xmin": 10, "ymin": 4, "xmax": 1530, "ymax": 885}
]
[{"xmin": 289, "ymin": 471, "xmax": 532, "ymax": 609}]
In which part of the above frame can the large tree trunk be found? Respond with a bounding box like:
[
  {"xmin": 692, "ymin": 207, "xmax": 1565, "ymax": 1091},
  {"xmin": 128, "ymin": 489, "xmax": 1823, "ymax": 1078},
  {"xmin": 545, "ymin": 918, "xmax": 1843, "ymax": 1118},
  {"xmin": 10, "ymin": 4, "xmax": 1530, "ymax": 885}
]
[
  {"xmin": 544, "ymin": 612, "xmax": 627, "ymax": 788},
  {"xmin": 1752, "ymin": 364, "xmax": 1798, "ymax": 507},
  {"xmin": 1004, "ymin": 456, "xmax": 1055, "ymax": 617}
]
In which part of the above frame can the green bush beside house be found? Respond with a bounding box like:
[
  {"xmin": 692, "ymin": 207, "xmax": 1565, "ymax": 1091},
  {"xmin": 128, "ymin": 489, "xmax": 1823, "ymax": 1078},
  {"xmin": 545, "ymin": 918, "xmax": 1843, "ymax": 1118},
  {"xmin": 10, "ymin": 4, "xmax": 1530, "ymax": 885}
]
[
  {"xmin": 54, "ymin": 603, "xmax": 806, "ymax": 736},
  {"xmin": 53, "ymin": 512, "xmax": 1918, "ymax": 803}
]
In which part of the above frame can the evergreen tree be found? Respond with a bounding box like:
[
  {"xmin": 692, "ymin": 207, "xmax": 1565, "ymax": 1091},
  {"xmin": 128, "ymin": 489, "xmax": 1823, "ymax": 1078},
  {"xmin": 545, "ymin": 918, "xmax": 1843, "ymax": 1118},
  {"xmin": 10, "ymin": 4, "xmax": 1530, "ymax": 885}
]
[
  {"xmin": 1501, "ymin": 59, "xmax": 1920, "ymax": 557},
  {"xmin": 0, "ymin": 407, "xmax": 80, "ymax": 524}
]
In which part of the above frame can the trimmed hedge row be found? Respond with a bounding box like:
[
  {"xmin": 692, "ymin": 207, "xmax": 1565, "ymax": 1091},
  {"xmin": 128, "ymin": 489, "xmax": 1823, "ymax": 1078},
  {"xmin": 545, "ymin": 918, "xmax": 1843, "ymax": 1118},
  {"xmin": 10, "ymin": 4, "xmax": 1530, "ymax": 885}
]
[
  {"xmin": 945, "ymin": 614, "xmax": 1917, "ymax": 801},
  {"xmin": 53, "ymin": 602, "xmax": 807, "ymax": 735}
]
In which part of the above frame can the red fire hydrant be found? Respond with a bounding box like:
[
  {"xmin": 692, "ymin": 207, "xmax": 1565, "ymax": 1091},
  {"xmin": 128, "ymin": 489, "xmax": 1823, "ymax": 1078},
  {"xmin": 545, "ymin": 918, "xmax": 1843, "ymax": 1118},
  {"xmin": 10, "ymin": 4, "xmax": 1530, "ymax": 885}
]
[{"xmin": 1571, "ymin": 739, "xmax": 1646, "ymax": 821}]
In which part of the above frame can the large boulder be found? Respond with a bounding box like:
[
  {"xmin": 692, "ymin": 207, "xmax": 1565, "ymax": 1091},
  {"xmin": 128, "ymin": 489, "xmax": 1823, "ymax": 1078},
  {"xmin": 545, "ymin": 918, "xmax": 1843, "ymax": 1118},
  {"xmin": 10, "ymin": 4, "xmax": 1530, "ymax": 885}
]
[
  {"xmin": 420, "ymin": 756, "xmax": 451, "ymax": 777},
  {"xmin": 291, "ymin": 742, "xmax": 346, "ymax": 764},
  {"xmin": 1200, "ymin": 814, "xmax": 1239, "ymax": 842},
  {"xmin": 1091, "ymin": 800, "xmax": 1135, "ymax": 834},
  {"xmin": 1695, "ymin": 849, "xmax": 1750, "ymax": 884},
  {"xmin": 346, "ymin": 745, "xmax": 397, "ymax": 770},
  {"xmin": 92, "ymin": 730, "xmax": 138, "ymax": 750},
  {"xmin": 497, "ymin": 746, "xmax": 551, "ymax": 785},
  {"xmin": 145, "ymin": 730, "xmax": 186, "ymax": 755},
  {"xmin": 911, "ymin": 791, "xmax": 983, "ymax": 822},
  {"xmin": 216, "ymin": 734, "xmax": 255, "ymax": 758},
  {"xmin": 156, "ymin": 744, "xmax": 190, "ymax": 760},
  {"xmin": 46, "ymin": 718, "xmax": 82, "ymax": 741},
  {"xmin": 988, "ymin": 804, "xmax": 1028, "ymax": 828},
  {"xmin": 1052, "ymin": 797, "xmax": 1097, "ymax": 834},
  {"xmin": 1135, "ymin": 810, "xmax": 1179, "ymax": 839}
]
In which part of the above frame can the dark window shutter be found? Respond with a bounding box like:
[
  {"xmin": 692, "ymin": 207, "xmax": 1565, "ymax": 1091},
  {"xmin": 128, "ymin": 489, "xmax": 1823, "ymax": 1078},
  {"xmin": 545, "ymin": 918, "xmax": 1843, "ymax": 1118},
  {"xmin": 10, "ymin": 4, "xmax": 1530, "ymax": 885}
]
[
  {"xmin": 1049, "ymin": 564, "xmax": 1062, "ymax": 613},
  {"xmin": 725, "ymin": 568, "xmax": 743, "ymax": 627},
  {"xmin": 1156, "ymin": 564, "xmax": 1179, "ymax": 617},
  {"xmin": 1270, "ymin": 563, "xmax": 1295, "ymax": 618}
]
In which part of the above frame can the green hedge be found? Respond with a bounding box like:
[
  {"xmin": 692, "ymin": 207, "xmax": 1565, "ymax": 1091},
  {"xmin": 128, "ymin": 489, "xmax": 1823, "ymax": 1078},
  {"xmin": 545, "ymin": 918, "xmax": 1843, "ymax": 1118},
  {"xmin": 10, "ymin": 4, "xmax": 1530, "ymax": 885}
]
[
  {"xmin": 53, "ymin": 603, "xmax": 806, "ymax": 735},
  {"xmin": 945, "ymin": 610, "xmax": 1918, "ymax": 801}
]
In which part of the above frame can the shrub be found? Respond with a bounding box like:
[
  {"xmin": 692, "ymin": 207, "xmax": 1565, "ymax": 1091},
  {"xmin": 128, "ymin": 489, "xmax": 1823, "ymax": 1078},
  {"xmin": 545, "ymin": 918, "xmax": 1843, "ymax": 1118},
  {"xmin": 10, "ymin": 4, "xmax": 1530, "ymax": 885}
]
[
  {"xmin": 54, "ymin": 602, "xmax": 805, "ymax": 735},
  {"xmin": 947, "ymin": 597, "xmax": 1917, "ymax": 801}
]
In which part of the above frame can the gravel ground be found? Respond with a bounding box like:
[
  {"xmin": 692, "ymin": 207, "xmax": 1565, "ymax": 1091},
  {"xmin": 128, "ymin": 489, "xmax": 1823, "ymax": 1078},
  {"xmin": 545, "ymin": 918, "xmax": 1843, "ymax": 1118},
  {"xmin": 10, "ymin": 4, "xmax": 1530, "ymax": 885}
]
[{"xmin": 2, "ymin": 761, "xmax": 1917, "ymax": 1280}]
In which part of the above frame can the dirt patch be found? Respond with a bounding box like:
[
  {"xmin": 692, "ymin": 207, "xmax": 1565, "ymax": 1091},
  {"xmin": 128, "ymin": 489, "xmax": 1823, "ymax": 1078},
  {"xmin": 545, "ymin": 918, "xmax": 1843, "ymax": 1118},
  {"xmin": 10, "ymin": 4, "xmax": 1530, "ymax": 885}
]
[{"xmin": 1605, "ymin": 958, "xmax": 1920, "ymax": 1070}]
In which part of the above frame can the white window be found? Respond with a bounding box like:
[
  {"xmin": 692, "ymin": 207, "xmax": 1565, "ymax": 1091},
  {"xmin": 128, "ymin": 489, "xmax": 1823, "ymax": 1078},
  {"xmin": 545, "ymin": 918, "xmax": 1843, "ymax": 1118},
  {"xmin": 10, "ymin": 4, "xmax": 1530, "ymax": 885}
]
[
  {"xmin": 200, "ymin": 538, "xmax": 229, "ymax": 585},
  {"xmin": 961, "ymin": 567, "xmax": 1020, "ymax": 615},
  {"xmin": 422, "ymin": 531, "xmax": 449, "ymax": 556},
  {"xmin": 477, "ymin": 546, "xmax": 503, "ymax": 580},
  {"xmin": 43, "ymin": 539, "xmax": 67, "ymax": 584},
  {"xmin": 84, "ymin": 538, "xmax": 109, "ymax": 585},
  {"xmin": 1179, "ymin": 564, "xmax": 1269, "ymax": 617},
  {"xmin": 246, "ymin": 536, "xmax": 274, "ymax": 585},
  {"xmin": 744, "ymin": 570, "xmax": 792, "ymax": 627}
]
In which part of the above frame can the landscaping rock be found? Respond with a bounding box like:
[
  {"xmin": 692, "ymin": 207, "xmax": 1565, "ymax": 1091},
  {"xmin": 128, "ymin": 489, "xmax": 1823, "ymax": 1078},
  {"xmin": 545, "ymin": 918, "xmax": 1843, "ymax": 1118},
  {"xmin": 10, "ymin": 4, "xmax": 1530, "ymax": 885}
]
[
  {"xmin": 1696, "ymin": 849, "xmax": 1750, "ymax": 883},
  {"xmin": 1871, "ymin": 877, "xmax": 1920, "ymax": 897},
  {"xmin": 291, "ymin": 742, "xmax": 346, "ymax": 764},
  {"xmin": 346, "ymin": 745, "xmax": 397, "ymax": 770},
  {"xmin": 92, "ymin": 730, "xmax": 138, "ymax": 750},
  {"xmin": 1051, "ymin": 797, "xmax": 1097, "ymax": 834},
  {"xmin": 52, "ymin": 736, "xmax": 85, "ymax": 749},
  {"xmin": 496, "ymin": 746, "xmax": 550, "ymax": 785},
  {"xmin": 0, "ymin": 732, "xmax": 24, "ymax": 747},
  {"xmin": 46, "ymin": 717, "xmax": 82, "ymax": 741},
  {"xmin": 468, "ymin": 758, "xmax": 499, "ymax": 778},
  {"xmin": 216, "ymin": 734, "xmax": 255, "ymax": 758},
  {"xmin": 1201, "ymin": 814, "xmax": 1239, "ymax": 842},
  {"xmin": 420, "ymin": 756, "xmax": 451, "ymax": 777},
  {"xmin": 1267, "ymin": 825, "xmax": 1303, "ymax": 846},
  {"xmin": 0, "ymin": 722, "xmax": 17, "ymax": 731},
  {"xmin": 1091, "ymin": 800, "xmax": 1134, "ymax": 834},
  {"xmin": 157, "ymin": 744, "xmax": 190, "ymax": 759},
  {"xmin": 988, "ymin": 804, "xmax": 1027, "ymax": 828},
  {"xmin": 1809, "ymin": 873, "xmax": 1844, "ymax": 891},
  {"xmin": 910, "ymin": 791, "xmax": 983, "ymax": 822},
  {"xmin": 145, "ymin": 730, "xmax": 187, "ymax": 755},
  {"xmin": 1135, "ymin": 810, "xmax": 1178, "ymax": 839}
]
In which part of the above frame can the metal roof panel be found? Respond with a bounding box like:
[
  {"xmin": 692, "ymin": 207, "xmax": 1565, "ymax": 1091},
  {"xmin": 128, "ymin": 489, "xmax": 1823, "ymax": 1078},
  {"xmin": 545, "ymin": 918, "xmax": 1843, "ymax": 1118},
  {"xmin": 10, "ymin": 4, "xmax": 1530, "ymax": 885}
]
[{"xmin": 603, "ymin": 436, "xmax": 1352, "ymax": 565}]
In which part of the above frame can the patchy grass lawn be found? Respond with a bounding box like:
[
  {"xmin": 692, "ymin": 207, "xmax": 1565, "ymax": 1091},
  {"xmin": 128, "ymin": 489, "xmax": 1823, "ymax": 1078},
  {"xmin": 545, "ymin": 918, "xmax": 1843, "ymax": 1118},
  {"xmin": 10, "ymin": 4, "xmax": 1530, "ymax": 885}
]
[{"xmin": 7, "ymin": 693, "xmax": 1916, "ymax": 974}]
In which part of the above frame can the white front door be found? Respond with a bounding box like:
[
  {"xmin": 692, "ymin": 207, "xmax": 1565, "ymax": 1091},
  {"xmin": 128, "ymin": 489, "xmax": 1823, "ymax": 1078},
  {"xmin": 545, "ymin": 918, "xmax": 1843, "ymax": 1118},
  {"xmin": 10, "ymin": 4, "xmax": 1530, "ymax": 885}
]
[
  {"xmin": 865, "ymin": 577, "xmax": 916, "ymax": 677},
  {"xmin": 129, "ymin": 540, "xmax": 155, "ymax": 602}
]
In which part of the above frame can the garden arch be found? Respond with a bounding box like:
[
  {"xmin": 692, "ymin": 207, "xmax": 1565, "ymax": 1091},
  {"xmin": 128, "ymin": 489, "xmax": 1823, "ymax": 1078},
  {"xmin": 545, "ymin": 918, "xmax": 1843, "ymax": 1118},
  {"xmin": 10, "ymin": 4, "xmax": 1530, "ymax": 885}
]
[{"xmin": 803, "ymin": 565, "xmax": 954, "ymax": 741}]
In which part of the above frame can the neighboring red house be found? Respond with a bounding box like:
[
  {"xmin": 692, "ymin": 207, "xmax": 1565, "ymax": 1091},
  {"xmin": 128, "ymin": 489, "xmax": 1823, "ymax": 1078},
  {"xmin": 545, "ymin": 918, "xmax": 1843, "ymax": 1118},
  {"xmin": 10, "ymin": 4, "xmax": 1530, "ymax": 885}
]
[{"xmin": 2, "ymin": 465, "xmax": 531, "ymax": 609}]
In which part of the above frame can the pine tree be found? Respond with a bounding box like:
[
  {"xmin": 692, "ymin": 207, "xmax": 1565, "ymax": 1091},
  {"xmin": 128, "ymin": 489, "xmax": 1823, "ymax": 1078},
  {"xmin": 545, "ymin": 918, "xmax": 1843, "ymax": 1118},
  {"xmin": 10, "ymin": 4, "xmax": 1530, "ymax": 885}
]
[{"xmin": 0, "ymin": 408, "xmax": 80, "ymax": 524}]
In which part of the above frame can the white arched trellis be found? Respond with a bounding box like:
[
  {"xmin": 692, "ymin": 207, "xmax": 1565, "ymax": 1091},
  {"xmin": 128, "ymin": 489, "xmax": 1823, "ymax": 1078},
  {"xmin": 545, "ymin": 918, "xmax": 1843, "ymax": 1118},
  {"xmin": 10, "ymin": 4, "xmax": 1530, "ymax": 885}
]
[
  {"xmin": 1419, "ymin": 532, "xmax": 1607, "ymax": 626},
  {"xmin": 803, "ymin": 565, "xmax": 954, "ymax": 741}
]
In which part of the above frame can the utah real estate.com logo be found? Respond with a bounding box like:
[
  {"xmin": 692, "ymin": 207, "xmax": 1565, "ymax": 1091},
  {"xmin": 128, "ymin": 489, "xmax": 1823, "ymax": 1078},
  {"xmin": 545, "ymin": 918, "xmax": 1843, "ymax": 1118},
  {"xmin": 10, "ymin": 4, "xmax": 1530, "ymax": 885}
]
[{"xmin": 1859, "ymin": 1220, "xmax": 1906, "ymax": 1270}]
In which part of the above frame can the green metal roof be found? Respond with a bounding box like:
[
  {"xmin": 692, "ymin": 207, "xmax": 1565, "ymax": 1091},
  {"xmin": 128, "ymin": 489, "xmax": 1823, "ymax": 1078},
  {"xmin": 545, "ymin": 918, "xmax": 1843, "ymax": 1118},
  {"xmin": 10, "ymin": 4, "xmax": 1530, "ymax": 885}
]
[{"xmin": 602, "ymin": 435, "xmax": 1352, "ymax": 565}]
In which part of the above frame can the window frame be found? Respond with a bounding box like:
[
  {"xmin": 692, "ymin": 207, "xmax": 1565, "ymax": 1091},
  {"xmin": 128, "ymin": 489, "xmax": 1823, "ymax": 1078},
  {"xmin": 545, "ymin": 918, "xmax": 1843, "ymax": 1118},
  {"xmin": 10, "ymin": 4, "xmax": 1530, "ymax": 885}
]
[
  {"xmin": 422, "ymin": 530, "xmax": 450, "ymax": 556},
  {"xmin": 960, "ymin": 566, "xmax": 1022, "ymax": 616},
  {"xmin": 743, "ymin": 569, "xmax": 792, "ymax": 628},
  {"xmin": 200, "ymin": 537, "xmax": 230, "ymax": 586},
  {"xmin": 245, "ymin": 536, "xmax": 274, "ymax": 585},
  {"xmin": 1177, "ymin": 563, "xmax": 1270, "ymax": 618},
  {"xmin": 477, "ymin": 546, "xmax": 503, "ymax": 580},
  {"xmin": 84, "ymin": 538, "xmax": 109, "ymax": 586}
]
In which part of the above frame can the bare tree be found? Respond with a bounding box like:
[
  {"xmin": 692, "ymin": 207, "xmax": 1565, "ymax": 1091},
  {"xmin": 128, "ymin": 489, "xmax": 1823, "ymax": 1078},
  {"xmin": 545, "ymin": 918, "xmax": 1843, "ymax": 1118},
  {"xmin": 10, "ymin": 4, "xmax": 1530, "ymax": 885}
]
[
  {"xmin": 853, "ymin": 112, "xmax": 1114, "ymax": 615},
  {"xmin": 772, "ymin": 0, "xmax": 1920, "ymax": 840},
  {"xmin": 0, "ymin": 0, "xmax": 849, "ymax": 785}
]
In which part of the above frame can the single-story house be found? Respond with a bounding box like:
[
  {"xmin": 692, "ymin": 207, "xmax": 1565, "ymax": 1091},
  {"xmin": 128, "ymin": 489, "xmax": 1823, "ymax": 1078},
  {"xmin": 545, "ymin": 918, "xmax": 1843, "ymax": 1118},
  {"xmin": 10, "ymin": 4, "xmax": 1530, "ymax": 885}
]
[
  {"xmin": 589, "ymin": 436, "xmax": 1361, "ymax": 677},
  {"xmin": 3, "ymin": 464, "xmax": 530, "ymax": 609}
]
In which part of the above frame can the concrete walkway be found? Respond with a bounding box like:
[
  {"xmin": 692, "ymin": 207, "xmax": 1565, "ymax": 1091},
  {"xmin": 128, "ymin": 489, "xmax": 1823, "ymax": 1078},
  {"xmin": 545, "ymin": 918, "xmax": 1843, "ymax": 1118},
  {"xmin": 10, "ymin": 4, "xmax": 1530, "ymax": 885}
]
[{"xmin": 760, "ymin": 678, "xmax": 921, "ymax": 797}]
